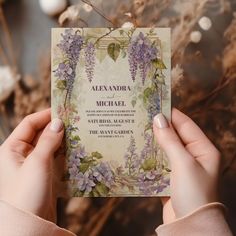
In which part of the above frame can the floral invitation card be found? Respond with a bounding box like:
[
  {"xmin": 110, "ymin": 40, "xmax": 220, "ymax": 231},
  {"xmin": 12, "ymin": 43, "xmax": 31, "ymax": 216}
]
[{"xmin": 51, "ymin": 28, "xmax": 171, "ymax": 197}]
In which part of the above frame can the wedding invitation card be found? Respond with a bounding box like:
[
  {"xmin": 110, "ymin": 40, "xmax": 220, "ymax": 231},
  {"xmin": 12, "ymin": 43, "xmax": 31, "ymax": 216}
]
[{"xmin": 51, "ymin": 28, "xmax": 171, "ymax": 197}]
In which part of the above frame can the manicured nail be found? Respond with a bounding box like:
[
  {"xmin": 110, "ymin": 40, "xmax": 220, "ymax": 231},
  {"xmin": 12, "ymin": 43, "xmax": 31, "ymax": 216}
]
[
  {"xmin": 153, "ymin": 113, "xmax": 169, "ymax": 129},
  {"xmin": 50, "ymin": 118, "xmax": 63, "ymax": 132}
]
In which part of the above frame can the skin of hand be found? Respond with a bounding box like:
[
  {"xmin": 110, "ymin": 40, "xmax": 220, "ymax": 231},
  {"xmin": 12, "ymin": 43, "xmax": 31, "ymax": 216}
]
[
  {"xmin": 153, "ymin": 108, "xmax": 221, "ymax": 223},
  {"xmin": 0, "ymin": 109, "xmax": 64, "ymax": 222},
  {"xmin": 0, "ymin": 107, "xmax": 220, "ymax": 225}
]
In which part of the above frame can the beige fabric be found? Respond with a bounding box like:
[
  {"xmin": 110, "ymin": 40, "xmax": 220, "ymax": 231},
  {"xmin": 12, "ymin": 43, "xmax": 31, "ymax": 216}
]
[
  {"xmin": 156, "ymin": 202, "xmax": 233, "ymax": 236},
  {"xmin": 0, "ymin": 200, "xmax": 232, "ymax": 236},
  {"xmin": 0, "ymin": 200, "xmax": 75, "ymax": 236}
]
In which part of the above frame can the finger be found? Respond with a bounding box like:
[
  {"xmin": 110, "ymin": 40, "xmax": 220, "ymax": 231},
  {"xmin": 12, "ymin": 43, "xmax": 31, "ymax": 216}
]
[
  {"xmin": 171, "ymin": 108, "xmax": 220, "ymax": 170},
  {"xmin": 6, "ymin": 139, "xmax": 34, "ymax": 158},
  {"xmin": 160, "ymin": 196, "xmax": 169, "ymax": 206},
  {"xmin": 153, "ymin": 113, "xmax": 194, "ymax": 169},
  {"xmin": 5, "ymin": 109, "xmax": 51, "ymax": 146},
  {"xmin": 161, "ymin": 197, "xmax": 176, "ymax": 224},
  {"xmin": 32, "ymin": 129, "xmax": 44, "ymax": 147},
  {"xmin": 29, "ymin": 118, "xmax": 64, "ymax": 164},
  {"xmin": 172, "ymin": 108, "xmax": 216, "ymax": 150}
]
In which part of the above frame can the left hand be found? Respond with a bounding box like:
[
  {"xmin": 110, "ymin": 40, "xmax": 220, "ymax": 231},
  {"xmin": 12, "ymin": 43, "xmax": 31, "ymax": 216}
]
[{"xmin": 0, "ymin": 109, "xmax": 64, "ymax": 222}]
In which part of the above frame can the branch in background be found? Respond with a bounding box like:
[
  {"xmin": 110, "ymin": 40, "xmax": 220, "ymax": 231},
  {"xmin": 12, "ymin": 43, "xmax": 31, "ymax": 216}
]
[
  {"xmin": 80, "ymin": 0, "xmax": 116, "ymax": 27},
  {"xmin": 0, "ymin": 41, "xmax": 8, "ymax": 64},
  {"xmin": 94, "ymin": 28, "xmax": 117, "ymax": 45},
  {"xmin": 0, "ymin": 104, "xmax": 11, "ymax": 143},
  {"xmin": 86, "ymin": 198, "xmax": 123, "ymax": 236},
  {"xmin": 0, "ymin": 6, "xmax": 16, "ymax": 67},
  {"xmin": 59, "ymin": 4, "xmax": 88, "ymax": 26}
]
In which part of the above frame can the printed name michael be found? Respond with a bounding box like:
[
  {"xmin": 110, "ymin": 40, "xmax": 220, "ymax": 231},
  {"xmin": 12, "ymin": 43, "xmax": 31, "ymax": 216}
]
[{"xmin": 96, "ymin": 101, "xmax": 126, "ymax": 106}]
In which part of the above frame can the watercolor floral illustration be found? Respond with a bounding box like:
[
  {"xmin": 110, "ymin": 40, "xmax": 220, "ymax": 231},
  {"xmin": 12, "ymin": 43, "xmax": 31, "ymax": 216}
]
[{"xmin": 52, "ymin": 28, "xmax": 171, "ymax": 197}]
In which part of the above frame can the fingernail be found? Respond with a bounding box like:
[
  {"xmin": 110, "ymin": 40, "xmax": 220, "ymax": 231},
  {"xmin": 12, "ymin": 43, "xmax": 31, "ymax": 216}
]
[
  {"xmin": 50, "ymin": 118, "xmax": 63, "ymax": 132},
  {"xmin": 153, "ymin": 113, "xmax": 169, "ymax": 129}
]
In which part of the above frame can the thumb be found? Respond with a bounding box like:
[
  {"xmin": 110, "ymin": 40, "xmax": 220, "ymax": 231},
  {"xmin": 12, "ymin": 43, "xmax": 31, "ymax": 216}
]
[
  {"xmin": 153, "ymin": 113, "xmax": 194, "ymax": 169},
  {"xmin": 30, "ymin": 118, "xmax": 64, "ymax": 162}
]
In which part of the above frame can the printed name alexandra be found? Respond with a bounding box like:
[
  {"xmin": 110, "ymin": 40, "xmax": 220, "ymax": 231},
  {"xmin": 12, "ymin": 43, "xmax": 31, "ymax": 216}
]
[{"xmin": 91, "ymin": 85, "xmax": 131, "ymax": 91}]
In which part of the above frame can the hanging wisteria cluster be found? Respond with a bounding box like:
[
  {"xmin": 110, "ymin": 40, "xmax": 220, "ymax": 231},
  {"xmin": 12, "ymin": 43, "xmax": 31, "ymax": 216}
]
[
  {"xmin": 54, "ymin": 29, "xmax": 84, "ymax": 101},
  {"xmin": 128, "ymin": 32, "xmax": 158, "ymax": 84},
  {"xmin": 54, "ymin": 29, "xmax": 96, "ymax": 103},
  {"xmin": 84, "ymin": 42, "xmax": 96, "ymax": 82}
]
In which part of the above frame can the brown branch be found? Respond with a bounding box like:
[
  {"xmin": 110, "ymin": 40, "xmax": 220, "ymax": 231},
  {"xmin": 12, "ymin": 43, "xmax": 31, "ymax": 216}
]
[
  {"xmin": 222, "ymin": 153, "xmax": 236, "ymax": 176},
  {"xmin": 82, "ymin": 198, "xmax": 123, "ymax": 236},
  {"xmin": 0, "ymin": 104, "xmax": 11, "ymax": 142},
  {"xmin": 81, "ymin": 0, "xmax": 116, "ymax": 27},
  {"xmin": 189, "ymin": 75, "xmax": 235, "ymax": 117},
  {"xmin": 94, "ymin": 28, "xmax": 117, "ymax": 45},
  {"xmin": 0, "ymin": 6, "xmax": 16, "ymax": 67},
  {"xmin": 0, "ymin": 41, "xmax": 9, "ymax": 64}
]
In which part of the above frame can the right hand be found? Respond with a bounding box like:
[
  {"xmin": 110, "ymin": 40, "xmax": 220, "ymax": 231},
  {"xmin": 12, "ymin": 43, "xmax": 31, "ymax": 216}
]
[{"xmin": 153, "ymin": 108, "xmax": 221, "ymax": 223}]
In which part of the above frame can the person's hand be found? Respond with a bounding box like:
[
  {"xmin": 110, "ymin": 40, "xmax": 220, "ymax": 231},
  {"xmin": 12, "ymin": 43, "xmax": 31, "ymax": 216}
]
[
  {"xmin": 153, "ymin": 108, "xmax": 221, "ymax": 223},
  {"xmin": 0, "ymin": 109, "xmax": 64, "ymax": 222}
]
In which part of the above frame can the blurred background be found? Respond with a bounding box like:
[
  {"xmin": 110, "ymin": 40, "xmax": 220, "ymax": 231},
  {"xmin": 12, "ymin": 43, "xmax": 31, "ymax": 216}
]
[{"xmin": 0, "ymin": 0, "xmax": 236, "ymax": 235}]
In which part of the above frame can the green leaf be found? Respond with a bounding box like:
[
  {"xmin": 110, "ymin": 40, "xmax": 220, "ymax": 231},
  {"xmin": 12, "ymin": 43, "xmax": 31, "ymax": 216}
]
[
  {"xmin": 56, "ymin": 80, "xmax": 67, "ymax": 90},
  {"xmin": 107, "ymin": 43, "xmax": 120, "ymax": 61},
  {"xmin": 119, "ymin": 29, "xmax": 124, "ymax": 35},
  {"xmin": 152, "ymin": 58, "xmax": 167, "ymax": 69},
  {"xmin": 91, "ymin": 151, "xmax": 103, "ymax": 159},
  {"xmin": 91, "ymin": 189, "xmax": 100, "ymax": 197},
  {"xmin": 141, "ymin": 158, "xmax": 157, "ymax": 171},
  {"xmin": 154, "ymin": 74, "xmax": 165, "ymax": 85},
  {"xmin": 72, "ymin": 135, "xmax": 80, "ymax": 141},
  {"xmin": 154, "ymin": 74, "xmax": 165, "ymax": 84},
  {"xmin": 121, "ymin": 49, "xmax": 127, "ymax": 58},
  {"xmin": 79, "ymin": 163, "xmax": 90, "ymax": 173},
  {"xmin": 65, "ymin": 126, "xmax": 78, "ymax": 133},
  {"xmin": 95, "ymin": 183, "xmax": 109, "ymax": 196},
  {"xmin": 144, "ymin": 123, "xmax": 152, "ymax": 132},
  {"xmin": 143, "ymin": 87, "xmax": 153, "ymax": 103},
  {"xmin": 165, "ymin": 167, "xmax": 171, "ymax": 172},
  {"xmin": 131, "ymin": 99, "xmax": 136, "ymax": 107},
  {"xmin": 144, "ymin": 87, "xmax": 153, "ymax": 98}
]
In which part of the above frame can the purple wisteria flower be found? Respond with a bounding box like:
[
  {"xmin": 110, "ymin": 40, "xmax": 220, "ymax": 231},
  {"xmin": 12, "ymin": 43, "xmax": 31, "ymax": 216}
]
[
  {"xmin": 85, "ymin": 42, "xmax": 96, "ymax": 82},
  {"xmin": 140, "ymin": 133, "xmax": 153, "ymax": 160},
  {"xmin": 147, "ymin": 92, "xmax": 161, "ymax": 122},
  {"xmin": 128, "ymin": 32, "xmax": 158, "ymax": 84},
  {"xmin": 138, "ymin": 170, "xmax": 161, "ymax": 181},
  {"xmin": 92, "ymin": 162, "xmax": 114, "ymax": 188},
  {"xmin": 68, "ymin": 149, "xmax": 82, "ymax": 167},
  {"xmin": 54, "ymin": 63, "xmax": 73, "ymax": 80},
  {"xmin": 57, "ymin": 28, "xmax": 83, "ymax": 61},
  {"xmin": 138, "ymin": 171, "xmax": 168, "ymax": 195},
  {"xmin": 77, "ymin": 171, "xmax": 96, "ymax": 193},
  {"xmin": 124, "ymin": 135, "xmax": 140, "ymax": 175},
  {"xmin": 68, "ymin": 165, "xmax": 79, "ymax": 179},
  {"xmin": 78, "ymin": 145, "xmax": 86, "ymax": 158},
  {"xmin": 54, "ymin": 28, "xmax": 84, "ymax": 101},
  {"xmin": 67, "ymin": 144, "xmax": 114, "ymax": 194}
]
